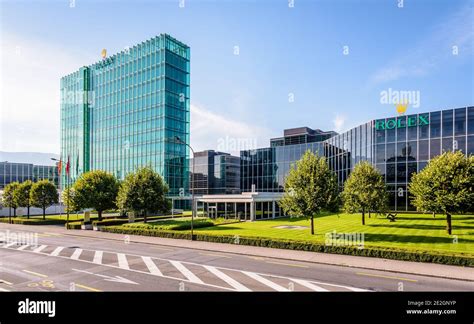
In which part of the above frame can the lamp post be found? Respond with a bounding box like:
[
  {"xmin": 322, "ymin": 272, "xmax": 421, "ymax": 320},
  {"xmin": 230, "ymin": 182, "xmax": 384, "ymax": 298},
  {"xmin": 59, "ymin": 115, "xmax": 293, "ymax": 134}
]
[
  {"xmin": 51, "ymin": 158, "xmax": 69, "ymax": 230},
  {"xmin": 174, "ymin": 136, "xmax": 195, "ymax": 240}
]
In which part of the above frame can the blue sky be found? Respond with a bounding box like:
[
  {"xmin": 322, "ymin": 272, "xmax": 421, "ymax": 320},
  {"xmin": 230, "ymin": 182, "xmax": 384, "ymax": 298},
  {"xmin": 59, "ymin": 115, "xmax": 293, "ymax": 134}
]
[{"xmin": 1, "ymin": 0, "xmax": 473, "ymax": 155}]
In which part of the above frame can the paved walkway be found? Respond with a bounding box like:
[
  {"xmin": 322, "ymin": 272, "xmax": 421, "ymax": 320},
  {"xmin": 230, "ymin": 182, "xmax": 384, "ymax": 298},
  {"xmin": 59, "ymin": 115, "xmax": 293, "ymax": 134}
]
[{"xmin": 2, "ymin": 223, "xmax": 473, "ymax": 282}]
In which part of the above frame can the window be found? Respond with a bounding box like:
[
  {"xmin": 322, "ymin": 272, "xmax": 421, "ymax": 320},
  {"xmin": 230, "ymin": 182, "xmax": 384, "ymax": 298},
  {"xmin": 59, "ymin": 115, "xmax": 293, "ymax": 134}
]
[
  {"xmin": 454, "ymin": 108, "xmax": 466, "ymax": 135},
  {"xmin": 430, "ymin": 139, "xmax": 440, "ymax": 158},
  {"xmin": 430, "ymin": 111, "xmax": 441, "ymax": 138},
  {"xmin": 442, "ymin": 110, "xmax": 453, "ymax": 137}
]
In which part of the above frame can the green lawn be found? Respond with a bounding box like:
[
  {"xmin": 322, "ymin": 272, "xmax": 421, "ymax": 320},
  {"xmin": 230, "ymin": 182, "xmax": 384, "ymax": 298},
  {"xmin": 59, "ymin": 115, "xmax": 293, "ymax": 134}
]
[{"xmin": 192, "ymin": 213, "xmax": 474, "ymax": 257}]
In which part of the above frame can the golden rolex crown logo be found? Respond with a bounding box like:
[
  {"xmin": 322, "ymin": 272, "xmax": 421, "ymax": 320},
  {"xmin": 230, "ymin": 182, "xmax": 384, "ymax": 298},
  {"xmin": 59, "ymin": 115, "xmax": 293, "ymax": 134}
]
[
  {"xmin": 395, "ymin": 102, "xmax": 408, "ymax": 115},
  {"xmin": 101, "ymin": 49, "xmax": 107, "ymax": 59}
]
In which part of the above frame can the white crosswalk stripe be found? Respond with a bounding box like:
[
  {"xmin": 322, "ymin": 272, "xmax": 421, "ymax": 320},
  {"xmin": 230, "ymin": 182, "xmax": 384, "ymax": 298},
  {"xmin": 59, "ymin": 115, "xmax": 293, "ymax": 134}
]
[
  {"xmin": 170, "ymin": 260, "xmax": 204, "ymax": 284},
  {"xmin": 33, "ymin": 245, "xmax": 47, "ymax": 253},
  {"xmin": 93, "ymin": 251, "xmax": 103, "ymax": 264},
  {"xmin": 117, "ymin": 253, "xmax": 129, "ymax": 270},
  {"xmin": 70, "ymin": 248, "xmax": 83, "ymax": 260},
  {"xmin": 3, "ymin": 242, "xmax": 17, "ymax": 248},
  {"xmin": 16, "ymin": 245, "xmax": 30, "ymax": 251},
  {"xmin": 0, "ymin": 287, "xmax": 11, "ymax": 292},
  {"xmin": 50, "ymin": 246, "xmax": 64, "ymax": 256},
  {"xmin": 142, "ymin": 256, "xmax": 162, "ymax": 276},
  {"xmin": 203, "ymin": 265, "xmax": 251, "ymax": 291},
  {"xmin": 242, "ymin": 271, "xmax": 289, "ymax": 291},
  {"xmin": 291, "ymin": 278, "xmax": 329, "ymax": 291}
]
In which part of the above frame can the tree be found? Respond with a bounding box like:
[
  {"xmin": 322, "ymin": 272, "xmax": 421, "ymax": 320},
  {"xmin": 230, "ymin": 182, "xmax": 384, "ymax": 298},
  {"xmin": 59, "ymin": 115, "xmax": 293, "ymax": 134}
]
[
  {"xmin": 71, "ymin": 170, "xmax": 119, "ymax": 221},
  {"xmin": 61, "ymin": 187, "xmax": 80, "ymax": 214},
  {"xmin": 14, "ymin": 180, "xmax": 33, "ymax": 219},
  {"xmin": 116, "ymin": 166, "xmax": 170, "ymax": 223},
  {"xmin": 409, "ymin": 151, "xmax": 473, "ymax": 235},
  {"xmin": 342, "ymin": 161, "xmax": 388, "ymax": 225},
  {"xmin": 2, "ymin": 182, "xmax": 20, "ymax": 222},
  {"xmin": 30, "ymin": 180, "xmax": 59, "ymax": 220},
  {"xmin": 279, "ymin": 150, "xmax": 338, "ymax": 235}
]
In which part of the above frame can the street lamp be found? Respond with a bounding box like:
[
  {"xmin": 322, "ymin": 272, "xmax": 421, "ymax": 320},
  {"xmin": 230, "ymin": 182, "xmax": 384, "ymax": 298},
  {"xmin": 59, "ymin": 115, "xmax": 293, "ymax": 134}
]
[
  {"xmin": 51, "ymin": 158, "xmax": 69, "ymax": 230},
  {"xmin": 174, "ymin": 136, "xmax": 195, "ymax": 240}
]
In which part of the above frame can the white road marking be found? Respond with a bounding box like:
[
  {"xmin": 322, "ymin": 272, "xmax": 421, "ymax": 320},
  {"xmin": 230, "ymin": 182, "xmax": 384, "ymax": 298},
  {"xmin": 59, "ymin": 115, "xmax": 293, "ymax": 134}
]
[
  {"xmin": 33, "ymin": 245, "xmax": 47, "ymax": 253},
  {"xmin": 203, "ymin": 265, "xmax": 251, "ymax": 291},
  {"xmin": 142, "ymin": 256, "xmax": 162, "ymax": 276},
  {"xmin": 0, "ymin": 287, "xmax": 11, "ymax": 292},
  {"xmin": 93, "ymin": 251, "xmax": 103, "ymax": 264},
  {"xmin": 16, "ymin": 245, "xmax": 30, "ymax": 251},
  {"xmin": 3, "ymin": 242, "xmax": 17, "ymax": 248},
  {"xmin": 117, "ymin": 253, "xmax": 129, "ymax": 270},
  {"xmin": 291, "ymin": 278, "xmax": 329, "ymax": 291},
  {"xmin": 242, "ymin": 271, "xmax": 289, "ymax": 291},
  {"xmin": 50, "ymin": 246, "xmax": 64, "ymax": 256},
  {"xmin": 70, "ymin": 248, "xmax": 83, "ymax": 260},
  {"xmin": 170, "ymin": 260, "xmax": 204, "ymax": 284}
]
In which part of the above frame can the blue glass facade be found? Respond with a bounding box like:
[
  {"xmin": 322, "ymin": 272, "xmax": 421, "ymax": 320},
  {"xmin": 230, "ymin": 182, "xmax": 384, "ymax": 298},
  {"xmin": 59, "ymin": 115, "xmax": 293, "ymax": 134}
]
[
  {"xmin": 60, "ymin": 34, "xmax": 190, "ymax": 196},
  {"xmin": 241, "ymin": 107, "xmax": 474, "ymax": 211}
]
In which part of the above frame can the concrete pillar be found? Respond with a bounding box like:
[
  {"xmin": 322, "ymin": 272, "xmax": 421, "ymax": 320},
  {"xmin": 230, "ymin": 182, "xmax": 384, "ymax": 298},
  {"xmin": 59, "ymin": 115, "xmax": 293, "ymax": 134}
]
[
  {"xmin": 272, "ymin": 201, "xmax": 275, "ymax": 219},
  {"xmin": 244, "ymin": 203, "xmax": 247, "ymax": 221},
  {"xmin": 250, "ymin": 201, "xmax": 255, "ymax": 221},
  {"xmin": 234, "ymin": 202, "xmax": 237, "ymax": 219},
  {"xmin": 224, "ymin": 202, "xmax": 227, "ymax": 219}
]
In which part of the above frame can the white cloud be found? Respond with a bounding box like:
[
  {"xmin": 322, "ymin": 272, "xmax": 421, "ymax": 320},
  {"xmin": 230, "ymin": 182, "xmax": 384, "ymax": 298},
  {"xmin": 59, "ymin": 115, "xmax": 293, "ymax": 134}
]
[
  {"xmin": 0, "ymin": 32, "xmax": 94, "ymax": 153},
  {"xmin": 368, "ymin": 3, "xmax": 473, "ymax": 86},
  {"xmin": 332, "ymin": 114, "xmax": 346, "ymax": 133},
  {"xmin": 190, "ymin": 103, "xmax": 273, "ymax": 155}
]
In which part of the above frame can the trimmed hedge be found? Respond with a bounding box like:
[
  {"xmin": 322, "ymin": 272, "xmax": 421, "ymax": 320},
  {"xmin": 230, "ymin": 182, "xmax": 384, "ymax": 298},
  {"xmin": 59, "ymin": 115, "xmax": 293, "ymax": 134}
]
[
  {"xmin": 101, "ymin": 225, "xmax": 474, "ymax": 267},
  {"xmin": 0, "ymin": 217, "xmax": 66, "ymax": 225},
  {"xmin": 92, "ymin": 219, "xmax": 129, "ymax": 227},
  {"xmin": 66, "ymin": 221, "xmax": 82, "ymax": 230}
]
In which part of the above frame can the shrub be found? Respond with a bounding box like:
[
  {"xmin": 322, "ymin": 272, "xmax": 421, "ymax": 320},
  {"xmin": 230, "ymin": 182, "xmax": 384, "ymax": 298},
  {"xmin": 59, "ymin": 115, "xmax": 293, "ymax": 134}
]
[{"xmin": 100, "ymin": 225, "xmax": 474, "ymax": 267}]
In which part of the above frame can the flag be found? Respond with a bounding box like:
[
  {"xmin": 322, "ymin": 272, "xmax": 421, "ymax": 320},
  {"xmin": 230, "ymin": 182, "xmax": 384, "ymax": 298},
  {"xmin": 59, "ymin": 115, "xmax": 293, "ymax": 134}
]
[
  {"xmin": 57, "ymin": 160, "xmax": 62, "ymax": 175},
  {"xmin": 76, "ymin": 153, "xmax": 79, "ymax": 174},
  {"xmin": 66, "ymin": 156, "xmax": 70, "ymax": 176}
]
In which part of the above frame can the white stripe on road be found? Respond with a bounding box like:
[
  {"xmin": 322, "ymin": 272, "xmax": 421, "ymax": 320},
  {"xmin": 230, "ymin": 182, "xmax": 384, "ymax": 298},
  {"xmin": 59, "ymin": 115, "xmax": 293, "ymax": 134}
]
[
  {"xmin": 50, "ymin": 247, "xmax": 64, "ymax": 256},
  {"xmin": 16, "ymin": 245, "xmax": 30, "ymax": 251},
  {"xmin": 242, "ymin": 271, "xmax": 289, "ymax": 291},
  {"xmin": 203, "ymin": 266, "xmax": 251, "ymax": 291},
  {"xmin": 3, "ymin": 242, "xmax": 17, "ymax": 248},
  {"xmin": 33, "ymin": 245, "xmax": 47, "ymax": 253},
  {"xmin": 117, "ymin": 253, "xmax": 129, "ymax": 270},
  {"xmin": 345, "ymin": 287, "xmax": 370, "ymax": 292},
  {"xmin": 170, "ymin": 260, "xmax": 204, "ymax": 284},
  {"xmin": 0, "ymin": 288, "xmax": 11, "ymax": 292},
  {"xmin": 93, "ymin": 251, "xmax": 103, "ymax": 264},
  {"xmin": 291, "ymin": 278, "xmax": 329, "ymax": 291},
  {"xmin": 70, "ymin": 248, "xmax": 83, "ymax": 260},
  {"xmin": 142, "ymin": 257, "xmax": 162, "ymax": 276}
]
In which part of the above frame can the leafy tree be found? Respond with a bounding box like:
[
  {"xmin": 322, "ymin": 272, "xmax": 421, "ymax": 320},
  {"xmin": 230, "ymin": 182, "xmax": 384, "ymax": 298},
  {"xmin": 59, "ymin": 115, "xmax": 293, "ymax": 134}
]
[
  {"xmin": 116, "ymin": 166, "xmax": 170, "ymax": 223},
  {"xmin": 13, "ymin": 180, "xmax": 33, "ymax": 219},
  {"xmin": 30, "ymin": 180, "xmax": 59, "ymax": 220},
  {"xmin": 71, "ymin": 170, "xmax": 119, "ymax": 221},
  {"xmin": 2, "ymin": 182, "xmax": 20, "ymax": 222},
  {"xmin": 279, "ymin": 151, "xmax": 338, "ymax": 235},
  {"xmin": 342, "ymin": 161, "xmax": 388, "ymax": 225},
  {"xmin": 409, "ymin": 151, "xmax": 473, "ymax": 235},
  {"xmin": 61, "ymin": 187, "xmax": 80, "ymax": 214}
]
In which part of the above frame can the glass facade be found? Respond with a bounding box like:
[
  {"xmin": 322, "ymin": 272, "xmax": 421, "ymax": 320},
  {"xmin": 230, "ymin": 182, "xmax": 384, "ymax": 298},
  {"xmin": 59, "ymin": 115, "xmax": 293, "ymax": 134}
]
[
  {"xmin": 60, "ymin": 34, "xmax": 190, "ymax": 197},
  {"xmin": 190, "ymin": 151, "xmax": 240, "ymax": 195},
  {"xmin": 241, "ymin": 107, "xmax": 473, "ymax": 212},
  {"xmin": 327, "ymin": 107, "xmax": 473, "ymax": 211},
  {"xmin": 0, "ymin": 162, "xmax": 59, "ymax": 189},
  {"xmin": 240, "ymin": 142, "xmax": 325, "ymax": 192}
]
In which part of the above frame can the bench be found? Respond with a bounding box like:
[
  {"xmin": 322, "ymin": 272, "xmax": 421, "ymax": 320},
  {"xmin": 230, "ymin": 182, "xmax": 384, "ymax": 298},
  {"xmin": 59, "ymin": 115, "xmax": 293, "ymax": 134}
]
[{"xmin": 386, "ymin": 213, "xmax": 397, "ymax": 222}]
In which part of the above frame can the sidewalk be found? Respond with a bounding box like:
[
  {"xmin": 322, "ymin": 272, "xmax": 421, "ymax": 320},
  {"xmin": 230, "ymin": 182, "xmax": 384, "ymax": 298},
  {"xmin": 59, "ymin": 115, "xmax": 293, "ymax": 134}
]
[{"xmin": 3, "ymin": 223, "xmax": 474, "ymax": 282}]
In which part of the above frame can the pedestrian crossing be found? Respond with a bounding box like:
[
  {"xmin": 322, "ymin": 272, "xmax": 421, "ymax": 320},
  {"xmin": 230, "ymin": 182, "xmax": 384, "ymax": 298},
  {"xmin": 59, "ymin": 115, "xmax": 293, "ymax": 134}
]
[{"xmin": 0, "ymin": 242, "xmax": 371, "ymax": 292}]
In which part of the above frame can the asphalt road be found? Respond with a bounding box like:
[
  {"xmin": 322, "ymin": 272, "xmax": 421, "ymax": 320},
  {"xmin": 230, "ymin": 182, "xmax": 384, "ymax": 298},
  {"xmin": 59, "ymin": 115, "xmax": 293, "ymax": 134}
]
[{"xmin": 0, "ymin": 225, "xmax": 473, "ymax": 292}]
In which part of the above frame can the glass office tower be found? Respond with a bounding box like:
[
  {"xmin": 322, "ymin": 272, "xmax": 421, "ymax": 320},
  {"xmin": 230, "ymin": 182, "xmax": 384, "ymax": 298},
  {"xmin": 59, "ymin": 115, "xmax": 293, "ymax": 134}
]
[
  {"xmin": 60, "ymin": 34, "xmax": 190, "ymax": 197},
  {"xmin": 0, "ymin": 162, "xmax": 59, "ymax": 189}
]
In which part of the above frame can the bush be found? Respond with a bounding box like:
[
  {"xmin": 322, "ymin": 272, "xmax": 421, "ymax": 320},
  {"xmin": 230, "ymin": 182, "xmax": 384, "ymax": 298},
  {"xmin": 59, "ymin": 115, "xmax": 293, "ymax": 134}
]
[
  {"xmin": 0, "ymin": 217, "xmax": 66, "ymax": 225},
  {"xmin": 66, "ymin": 221, "xmax": 82, "ymax": 230},
  {"xmin": 92, "ymin": 219, "xmax": 129, "ymax": 226},
  {"xmin": 124, "ymin": 219, "xmax": 215, "ymax": 231},
  {"xmin": 100, "ymin": 225, "xmax": 474, "ymax": 267}
]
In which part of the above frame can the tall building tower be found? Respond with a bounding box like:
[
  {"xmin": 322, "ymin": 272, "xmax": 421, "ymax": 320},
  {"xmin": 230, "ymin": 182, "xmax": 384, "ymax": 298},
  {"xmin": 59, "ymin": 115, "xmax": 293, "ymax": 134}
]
[{"xmin": 60, "ymin": 34, "xmax": 190, "ymax": 198}]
